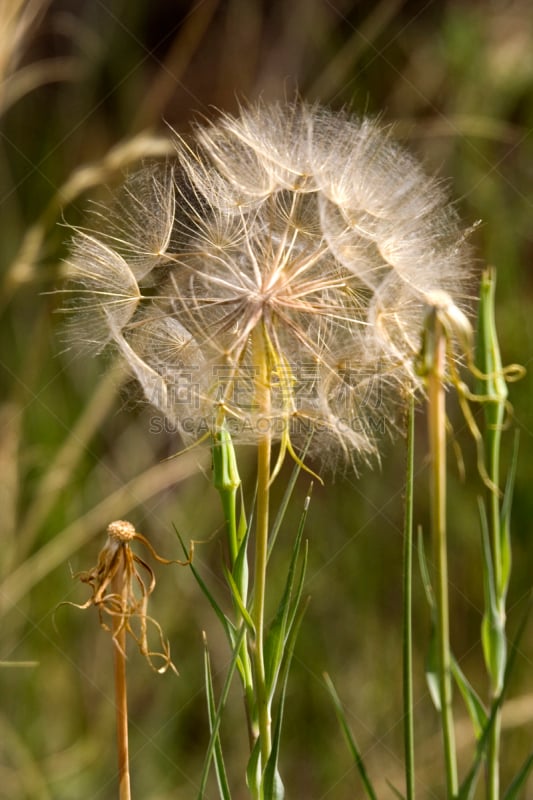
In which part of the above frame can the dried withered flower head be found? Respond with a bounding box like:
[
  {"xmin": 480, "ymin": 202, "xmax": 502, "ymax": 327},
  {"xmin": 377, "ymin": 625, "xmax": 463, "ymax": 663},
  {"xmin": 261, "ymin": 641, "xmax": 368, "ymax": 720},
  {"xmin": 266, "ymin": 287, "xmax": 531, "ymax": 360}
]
[
  {"xmin": 63, "ymin": 102, "xmax": 471, "ymax": 468},
  {"xmin": 70, "ymin": 520, "xmax": 191, "ymax": 674}
]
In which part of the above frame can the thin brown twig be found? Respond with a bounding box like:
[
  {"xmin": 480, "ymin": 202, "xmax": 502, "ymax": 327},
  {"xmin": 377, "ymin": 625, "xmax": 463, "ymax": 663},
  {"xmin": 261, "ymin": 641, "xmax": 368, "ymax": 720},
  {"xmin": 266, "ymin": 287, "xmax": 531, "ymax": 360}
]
[{"xmin": 112, "ymin": 555, "xmax": 131, "ymax": 800}]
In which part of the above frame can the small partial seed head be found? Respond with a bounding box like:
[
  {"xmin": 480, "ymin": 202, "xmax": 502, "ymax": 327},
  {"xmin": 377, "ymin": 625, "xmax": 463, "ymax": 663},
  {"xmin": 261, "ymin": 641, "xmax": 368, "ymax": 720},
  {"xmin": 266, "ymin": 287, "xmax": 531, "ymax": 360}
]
[{"xmin": 107, "ymin": 520, "xmax": 136, "ymax": 542}]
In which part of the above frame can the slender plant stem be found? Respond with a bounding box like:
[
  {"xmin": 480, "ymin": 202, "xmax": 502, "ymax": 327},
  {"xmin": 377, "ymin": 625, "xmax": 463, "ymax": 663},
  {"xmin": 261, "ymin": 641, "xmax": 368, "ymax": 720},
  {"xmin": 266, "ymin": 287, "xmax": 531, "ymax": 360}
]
[
  {"xmin": 252, "ymin": 326, "xmax": 273, "ymax": 771},
  {"xmin": 427, "ymin": 314, "xmax": 458, "ymax": 799},
  {"xmin": 112, "ymin": 564, "xmax": 132, "ymax": 800},
  {"xmin": 402, "ymin": 397, "xmax": 415, "ymax": 800},
  {"xmin": 487, "ymin": 429, "xmax": 503, "ymax": 800},
  {"xmin": 486, "ymin": 378, "xmax": 505, "ymax": 800},
  {"xmin": 478, "ymin": 269, "xmax": 507, "ymax": 800},
  {"xmin": 254, "ymin": 434, "xmax": 272, "ymax": 764},
  {"xmin": 487, "ymin": 679, "xmax": 502, "ymax": 800}
]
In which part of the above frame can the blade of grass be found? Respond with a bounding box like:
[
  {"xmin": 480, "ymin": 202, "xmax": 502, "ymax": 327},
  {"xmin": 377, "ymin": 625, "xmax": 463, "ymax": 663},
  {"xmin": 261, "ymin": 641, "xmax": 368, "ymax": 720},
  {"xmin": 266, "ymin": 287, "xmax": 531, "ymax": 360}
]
[
  {"xmin": 175, "ymin": 529, "xmax": 237, "ymax": 645},
  {"xmin": 451, "ymin": 657, "xmax": 487, "ymax": 740},
  {"xmin": 417, "ymin": 527, "xmax": 441, "ymax": 711},
  {"xmin": 267, "ymin": 440, "xmax": 310, "ymax": 560},
  {"xmin": 264, "ymin": 486, "xmax": 310, "ymax": 700},
  {"xmin": 323, "ymin": 673, "xmax": 378, "ymax": 800},
  {"xmin": 200, "ymin": 629, "xmax": 245, "ymax": 800},
  {"xmin": 499, "ymin": 430, "xmax": 520, "ymax": 602},
  {"xmin": 502, "ymin": 752, "xmax": 533, "ymax": 800},
  {"xmin": 458, "ymin": 593, "xmax": 531, "ymax": 800},
  {"xmin": 387, "ymin": 781, "xmax": 406, "ymax": 800},
  {"xmin": 261, "ymin": 599, "xmax": 309, "ymax": 800},
  {"xmin": 478, "ymin": 499, "xmax": 506, "ymax": 695}
]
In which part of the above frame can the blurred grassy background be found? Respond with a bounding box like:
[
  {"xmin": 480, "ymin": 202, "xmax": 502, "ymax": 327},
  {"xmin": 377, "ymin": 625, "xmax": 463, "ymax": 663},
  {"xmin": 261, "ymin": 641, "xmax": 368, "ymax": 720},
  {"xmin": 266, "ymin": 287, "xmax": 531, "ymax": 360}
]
[{"xmin": 0, "ymin": 1, "xmax": 532, "ymax": 798}]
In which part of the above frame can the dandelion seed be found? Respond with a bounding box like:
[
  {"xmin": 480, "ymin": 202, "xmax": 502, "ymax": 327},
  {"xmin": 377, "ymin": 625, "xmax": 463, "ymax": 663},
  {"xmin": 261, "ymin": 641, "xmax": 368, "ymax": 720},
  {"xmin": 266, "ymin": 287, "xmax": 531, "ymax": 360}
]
[
  {"xmin": 85, "ymin": 164, "xmax": 178, "ymax": 279},
  {"xmin": 63, "ymin": 102, "xmax": 471, "ymax": 469}
]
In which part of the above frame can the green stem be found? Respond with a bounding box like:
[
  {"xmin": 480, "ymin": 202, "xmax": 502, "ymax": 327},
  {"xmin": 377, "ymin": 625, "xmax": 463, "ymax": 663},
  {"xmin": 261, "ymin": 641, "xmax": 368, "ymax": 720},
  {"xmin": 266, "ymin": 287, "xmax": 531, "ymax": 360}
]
[
  {"xmin": 477, "ymin": 269, "xmax": 508, "ymax": 800},
  {"xmin": 487, "ymin": 707, "xmax": 501, "ymax": 800},
  {"xmin": 482, "ymin": 275, "xmax": 507, "ymax": 800},
  {"xmin": 254, "ymin": 435, "xmax": 272, "ymax": 764},
  {"xmin": 428, "ymin": 314, "xmax": 458, "ymax": 799},
  {"xmin": 487, "ymin": 424, "xmax": 503, "ymax": 800},
  {"xmin": 403, "ymin": 398, "xmax": 415, "ymax": 800},
  {"xmin": 252, "ymin": 327, "xmax": 273, "ymax": 772}
]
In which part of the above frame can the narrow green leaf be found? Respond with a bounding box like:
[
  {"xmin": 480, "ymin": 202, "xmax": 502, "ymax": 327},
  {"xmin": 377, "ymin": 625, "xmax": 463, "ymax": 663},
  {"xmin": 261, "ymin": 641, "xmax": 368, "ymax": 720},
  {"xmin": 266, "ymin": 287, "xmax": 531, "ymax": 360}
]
[
  {"xmin": 283, "ymin": 592, "xmax": 309, "ymax": 675},
  {"xmin": 246, "ymin": 739, "xmax": 261, "ymax": 799},
  {"xmin": 502, "ymin": 752, "xmax": 533, "ymax": 800},
  {"xmin": 323, "ymin": 673, "xmax": 378, "ymax": 800},
  {"xmin": 233, "ymin": 505, "xmax": 251, "ymax": 601},
  {"xmin": 264, "ymin": 487, "xmax": 310, "ymax": 698},
  {"xmin": 264, "ymin": 546, "xmax": 307, "ymax": 701},
  {"xmin": 479, "ymin": 500, "xmax": 506, "ymax": 692},
  {"xmin": 417, "ymin": 527, "xmax": 440, "ymax": 710},
  {"xmin": 264, "ymin": 624, "xmax": 285, "ymax": 706},
  {"xmin": 175, "ymin": 528, "xmax": 253, "ymax": 687},
  {"xmin": 282, "ymin": 540, "xmax": 308, "ymax": 654},
  {"xmin": 481, "ymin": 611, "xmax": 506, "ymax": 697},
  {"xmin": 459, "ymin": 595, "xmax": 532, "ymax": 800},
  {"xmin": 261, "ymin": 712, "xmax": 285, "ymax": 800},
  {"xmin": 451, "ymin": 657, "xmax": 487, "ymax": 739},
  {"xmin": 499, "ymin": 430, "xmax": 519, "ymax": 600},
  {"xmin": 263, "ymin": 598, "xmax": 309, "ymax": 800},
  {"xmin": 425, "ymin": 619, "xmax": 441, "ymax": 712},
  {"xmin": 223, "ymin": 565, "xmax": 256, "ymax": 635},
  {"xmin": 417, "ymin": 525, "xmax": 435, "ymax": 612},
  {"xmin": 478, "ymin": 499, "xmax": 497, "ymax": 618},
  {"xmin": 237, "ymin": 491, "xmax": 249, "ymax": 545},
  {"xmin": 267, "ymin": 441, "xmax": 310, "ymax": 560},
  {"xmin": 201, "ymin": 634, "xmax": 233, "ymax": 800},
  {"xmin": 261, "ymin": 625, "xmax": 301, "ymax": 800},
  {"xmin": 387, "ymin": 781, "xmax": 406, "ymax": 800},
  {"xmin": 198, "ymin": 626, "xmax": 246, "ymax": 798},
  {"xmin": 261, "ymin": 764, "xmax": 284, "ymax": 800},
  {"xmin": 457, "ymin": 751, "xmax": 484, "ymax": 800},
  {"xmin": 175, "ymin": 528, "xmax": 236, "ymax": 643}
]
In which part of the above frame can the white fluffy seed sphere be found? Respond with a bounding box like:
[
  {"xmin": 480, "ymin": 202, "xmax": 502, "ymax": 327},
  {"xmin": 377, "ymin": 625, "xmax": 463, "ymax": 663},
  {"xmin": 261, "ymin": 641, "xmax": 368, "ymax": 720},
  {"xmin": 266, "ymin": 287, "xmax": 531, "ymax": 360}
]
[{"xmin": 63, "ymin": 102, "xmax": 472, "ymax": 469}]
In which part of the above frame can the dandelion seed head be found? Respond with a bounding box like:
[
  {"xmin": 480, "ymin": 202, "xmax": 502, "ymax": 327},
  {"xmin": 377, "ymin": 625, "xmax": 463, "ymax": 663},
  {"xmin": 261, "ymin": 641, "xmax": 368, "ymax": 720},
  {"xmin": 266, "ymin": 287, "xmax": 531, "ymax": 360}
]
[
  {"xmin": 107, "ymin": 519, "xmax": 136, "ymax": 542},
  {"xmin": 63, "ymin": 101, "xmax": 472, "ymax": 469},
  {"xmin": 70, "ymin": 520, "xmax": 181, "ymax": 674}
]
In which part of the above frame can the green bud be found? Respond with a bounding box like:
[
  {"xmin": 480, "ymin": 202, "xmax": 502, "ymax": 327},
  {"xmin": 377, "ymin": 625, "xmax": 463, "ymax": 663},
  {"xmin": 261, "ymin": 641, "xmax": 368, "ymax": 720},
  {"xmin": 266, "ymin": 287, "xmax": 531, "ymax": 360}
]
[{"xmin": 212, "ymin": 424, "xmax": 241, "ymax": 494}]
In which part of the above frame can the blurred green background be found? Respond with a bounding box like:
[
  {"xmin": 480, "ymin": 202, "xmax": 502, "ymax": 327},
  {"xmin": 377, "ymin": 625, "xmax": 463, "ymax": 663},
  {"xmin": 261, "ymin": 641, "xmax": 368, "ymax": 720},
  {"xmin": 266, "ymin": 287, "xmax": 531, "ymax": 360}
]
[{"xmin": 0, "ymin": 1, "xmax": 532, "ymax": 798}]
